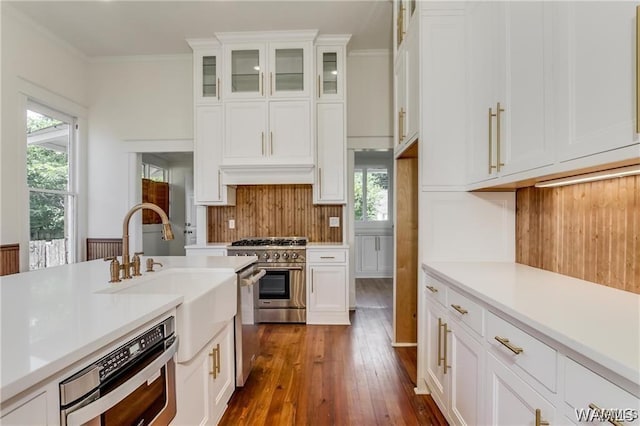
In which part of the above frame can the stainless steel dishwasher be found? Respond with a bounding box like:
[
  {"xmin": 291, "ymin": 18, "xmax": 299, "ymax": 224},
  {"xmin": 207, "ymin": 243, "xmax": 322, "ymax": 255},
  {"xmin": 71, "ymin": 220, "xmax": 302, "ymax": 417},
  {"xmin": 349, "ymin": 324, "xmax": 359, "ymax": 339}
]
[{"xmin": 235, "ymin": 263, "xmax": 265, "ymax": 386}]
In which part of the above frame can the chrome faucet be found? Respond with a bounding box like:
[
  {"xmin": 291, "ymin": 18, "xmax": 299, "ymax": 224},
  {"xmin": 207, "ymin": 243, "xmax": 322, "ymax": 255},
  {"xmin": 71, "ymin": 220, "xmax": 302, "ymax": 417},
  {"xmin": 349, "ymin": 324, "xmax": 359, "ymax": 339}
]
[{"xmin": 119, "ymin": 202, "xmax": 174, "ymax": 280}]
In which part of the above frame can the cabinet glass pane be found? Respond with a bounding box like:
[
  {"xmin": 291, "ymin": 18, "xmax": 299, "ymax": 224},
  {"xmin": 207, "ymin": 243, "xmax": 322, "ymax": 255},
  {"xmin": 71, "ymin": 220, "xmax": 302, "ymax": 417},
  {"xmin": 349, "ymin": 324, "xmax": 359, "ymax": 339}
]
[
  {"xmin": 275, "ymin": 48, "xmax": 303, "ymax": 91},
  {"xmin": 322, "ymin": 52, "xmax": 338, "ymax": 95},
  {"xmin": 202, "ymin": 56, "xmax": 217, "ymax": 97},
  {"xmin": 231, "ymin": 50, "xmax": 260, "ymax": 93}
]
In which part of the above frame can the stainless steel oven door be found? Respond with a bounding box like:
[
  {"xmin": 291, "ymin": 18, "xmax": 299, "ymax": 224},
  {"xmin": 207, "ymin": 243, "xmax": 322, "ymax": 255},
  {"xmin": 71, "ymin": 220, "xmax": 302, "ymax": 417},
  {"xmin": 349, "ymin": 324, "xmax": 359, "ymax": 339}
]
[
  {"xmin": 61, "ymin": 337, "xmax": 178, "ymax": 426},
  {"xmin": 256, "ymin": 266, "xmax": 305, "ymax": 309}
]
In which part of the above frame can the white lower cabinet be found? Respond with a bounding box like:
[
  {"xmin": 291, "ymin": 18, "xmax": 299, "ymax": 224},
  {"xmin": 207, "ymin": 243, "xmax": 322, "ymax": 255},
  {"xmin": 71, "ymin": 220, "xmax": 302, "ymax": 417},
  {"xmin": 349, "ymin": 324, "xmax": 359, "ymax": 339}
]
[
  {"xmin": 0, "ymin": 392, "xmax": 49, "ymax": 425},
  {"xmin": 173, "ymin": 319, "xmax": 235, "ymax": 426},
  {"xmin": 355, "ymin": 234, "xmax": 392, "ymax": 278},
  {"xmin": 424, "ymin": 295, "xmax": 483, "ymax": 426},
  {"xmin": 486, "ymin": 352, "xmax": 556, "ymax": 426},
  {"xmin": 420, "ymin": 269, "xmax": 640, "ymax": 426},
  {"xmin": 306, "ymin": 247, "xmax": 349, "ymax": 325}
]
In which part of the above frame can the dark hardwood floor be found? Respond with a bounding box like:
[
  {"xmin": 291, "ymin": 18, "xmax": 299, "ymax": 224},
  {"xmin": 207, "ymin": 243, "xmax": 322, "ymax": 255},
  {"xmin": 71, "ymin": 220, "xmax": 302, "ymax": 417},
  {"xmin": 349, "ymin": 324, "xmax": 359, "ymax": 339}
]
[{"xmin": 220, "ymin": 278, "xmax": 448, "ymax": 426}]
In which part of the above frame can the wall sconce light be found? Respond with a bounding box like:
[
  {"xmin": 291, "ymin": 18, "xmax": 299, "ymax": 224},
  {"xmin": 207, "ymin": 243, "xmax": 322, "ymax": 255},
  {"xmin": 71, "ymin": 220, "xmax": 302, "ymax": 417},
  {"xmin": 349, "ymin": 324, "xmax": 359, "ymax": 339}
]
[{"xmin": 534, "ymin": 164, "xmax": 640, "ymax": 188}]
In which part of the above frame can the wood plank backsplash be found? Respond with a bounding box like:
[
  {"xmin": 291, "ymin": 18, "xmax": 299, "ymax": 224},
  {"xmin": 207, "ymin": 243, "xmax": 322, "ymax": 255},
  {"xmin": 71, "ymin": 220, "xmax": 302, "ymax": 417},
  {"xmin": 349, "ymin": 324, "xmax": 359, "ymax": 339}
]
[
  {"xmin": 0, "ymin": 244, "xmax": 20, "ymax": 276},
  {"xmin": 516, "ymin": 175, "xmax": 639, "ymax": 294},
  {"xmin": 207, "ymin": 185, "xmax": 343, "ymax": 243}
]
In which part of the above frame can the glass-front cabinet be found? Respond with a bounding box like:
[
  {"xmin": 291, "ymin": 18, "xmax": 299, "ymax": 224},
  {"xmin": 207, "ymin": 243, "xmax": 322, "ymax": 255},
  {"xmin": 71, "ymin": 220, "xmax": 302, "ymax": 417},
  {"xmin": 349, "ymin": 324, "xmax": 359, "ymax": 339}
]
[
  {"xmin": 225, "ymin": 43, "xmax": 266, "ymax": 99},
  {"xmin": 316, "ymin": 45, "xmax": 345, "ymax": 101},
  {"xmin": 223, "ymin": 41, "xmax": 311, "ymax": 99},
  {"xmin": 189, "ymin": 42, "xmax": 222, "ymax": 105}
]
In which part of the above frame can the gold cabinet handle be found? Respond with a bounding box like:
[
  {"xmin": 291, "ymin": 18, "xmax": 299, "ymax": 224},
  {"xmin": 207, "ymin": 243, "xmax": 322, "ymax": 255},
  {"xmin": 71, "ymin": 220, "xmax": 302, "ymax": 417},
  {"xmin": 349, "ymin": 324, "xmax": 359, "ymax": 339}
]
[
  {"xmin": 535, "ymin": 409, "xmax": 550, "ymax": 426},
  {"xmin": 270, "ymin": 131, "xmax": 273, "ymax": 155},
  {"xmin": 588, "ymin": 404, "xmax": 623, "ymax": 426},
  {"xmin": 217, "ymin": 78, "xmax": 220, "ymax": 100},
  {"xmin": 398, "ymin": 110, "xmax": 402, "ymax": 144},
  {"xmin": 426, "ymin": 285, "xmax": 438, "ymax": 293},
  {"xmin": 319, "ymin": 256, "xmax": 335, "ymax": 259},
  {"xmin": 437, "ymin": 318, "xmax": 443, "ymax": 367},
  {"xmin": 443, "ymin": 322, "xmax": 451, "ymax": 374},
  {"xmin": 311, "ymin": 273, "xmax": 314, "ymax": 293},
  {"xmin": 270, "ymin": 72, "xmax": 273, "ymax": 95},
  {"xmin": 261, "ymin": 72, "xmax": 264, "ymax": 96},
  {"xmin": 495, "ymin": 336, "xmax": 524, "ymax": 355},
  {"xmin": 318, "ymin": 167, "xmax": 322, "ymax": 197},
  {"xmin": 496, "ymin": 102, "xmax": 505, "ymax": 172},
  {"xmin": 400, "ymin": 107, "xmax": 406, "ymax": 140},
  {"xmin": 218, "ymin": 170, "xmax": 222, "ymax": 201},
  {"xmin": 209, "ymin": 347, "xmax": 218, "ymax": 378},
  {"xmin": 317, "ymin": 75, "xmax": 321, "ymax": 98},
  {"xmin": 488, "ymin": 107, "xmax": 497, "ymax": 173},
  {"xmin": 451, "ymin": 304, "xmax": 468, "ymax": 315},
  {"xmin": 215, "ymin": 343, "xmax": 221, "ymax": 374},
  {"xmin": 261, "ymin": 132, "xmax": 265, "ymax": 155}
]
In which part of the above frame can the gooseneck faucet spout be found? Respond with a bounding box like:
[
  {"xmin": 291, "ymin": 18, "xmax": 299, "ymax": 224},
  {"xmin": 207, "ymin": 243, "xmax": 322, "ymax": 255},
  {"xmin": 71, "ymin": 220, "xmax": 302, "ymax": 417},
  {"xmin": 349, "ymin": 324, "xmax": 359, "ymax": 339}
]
[{"xmin": 121, "ymin": 202, "xmax": 174, "ymax": 280}]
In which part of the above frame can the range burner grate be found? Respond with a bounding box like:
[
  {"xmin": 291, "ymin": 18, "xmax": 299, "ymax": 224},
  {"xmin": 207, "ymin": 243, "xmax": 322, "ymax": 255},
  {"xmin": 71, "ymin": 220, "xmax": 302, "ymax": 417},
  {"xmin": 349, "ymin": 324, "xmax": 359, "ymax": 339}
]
[{"xmin": 230, "ymin": 237, "xmax": 307, "ymax": 247}]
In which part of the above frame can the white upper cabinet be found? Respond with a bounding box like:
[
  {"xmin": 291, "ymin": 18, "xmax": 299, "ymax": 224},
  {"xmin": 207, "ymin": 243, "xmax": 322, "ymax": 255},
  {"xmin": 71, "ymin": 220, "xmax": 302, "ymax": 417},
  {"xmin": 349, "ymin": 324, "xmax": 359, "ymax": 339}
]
[
  {"xmin": 467, "ymin": 2, "xmax": 554, "ymax": 184},
  {"xmin": 316, "ymin": 45, "xmax": 346, "ymax": 101},
  {"xmin": 224, "ymin": 101, "xmax": 267, "ymax": 162},
  {"xmin": 315, "ymin": 103, "xmax": 346, "ymax": 203},
  {"xmin": 224, "ymin": 43, "xmax": 266, "ymax": 100},
  {"xmin": 269, "ymin": 100, "xmax": 312, "ymax": 161},
  {"xmin": 188, "ymin": 40, "xmax": 222, "ymax": 105},
  {"xmin": 220, "ymin": 32, "xmax": 315, "ymax": 100},
  {"xmin": 552, "ymin": 2, "xmax": 639, "ymax": 162}
]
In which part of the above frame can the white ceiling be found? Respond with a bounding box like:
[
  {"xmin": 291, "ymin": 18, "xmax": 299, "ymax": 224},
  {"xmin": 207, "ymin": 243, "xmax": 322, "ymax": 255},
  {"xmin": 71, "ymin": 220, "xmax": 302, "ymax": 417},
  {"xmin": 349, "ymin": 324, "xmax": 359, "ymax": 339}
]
[{"xmin": 7, "ymin": 0, "xmax": 393, "ymax": 57}]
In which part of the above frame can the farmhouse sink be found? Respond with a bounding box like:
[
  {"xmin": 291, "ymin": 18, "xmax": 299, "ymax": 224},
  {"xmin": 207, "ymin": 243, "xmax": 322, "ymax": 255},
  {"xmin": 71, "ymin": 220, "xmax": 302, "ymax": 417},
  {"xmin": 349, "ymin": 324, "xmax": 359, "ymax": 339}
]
[{"xmin": 99, "ymin": 269, "xmax": 237, "ymax": 362}]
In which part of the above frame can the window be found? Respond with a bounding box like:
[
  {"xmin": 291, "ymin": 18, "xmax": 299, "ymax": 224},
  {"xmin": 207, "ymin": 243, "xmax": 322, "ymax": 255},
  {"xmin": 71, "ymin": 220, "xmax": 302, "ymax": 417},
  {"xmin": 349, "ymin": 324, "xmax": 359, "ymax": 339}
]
[
  {"xmin": 26, "ymin": 103, "xmax": 77, "ymax": 270},
  {"xmin": 141, "ymin": 161, "xmax": 169, "ymax": 225},
  {"xmin": 354, "ymin": 167, "xmax": 390, "ymax": 222}
]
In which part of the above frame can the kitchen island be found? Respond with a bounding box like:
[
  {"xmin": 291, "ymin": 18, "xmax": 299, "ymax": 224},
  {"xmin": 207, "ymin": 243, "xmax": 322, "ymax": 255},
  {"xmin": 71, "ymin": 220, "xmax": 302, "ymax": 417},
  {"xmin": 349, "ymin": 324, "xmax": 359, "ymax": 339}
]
[{"xmin": 0, "ymin": 255, "xmax": 255, "ymax": 423}]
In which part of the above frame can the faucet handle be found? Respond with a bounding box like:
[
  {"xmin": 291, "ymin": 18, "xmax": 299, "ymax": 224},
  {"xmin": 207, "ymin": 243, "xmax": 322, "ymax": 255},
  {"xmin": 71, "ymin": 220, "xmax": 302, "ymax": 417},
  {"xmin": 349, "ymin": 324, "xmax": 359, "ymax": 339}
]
[
  {"xmin": 146, "ymin": 258, "xmax": 163, "ymax": 272},
  {"xmin": 131, "ymin": 252, "xmax": 143, "ymax": 277},
  {"xmin": 104, "ymin": 257, "xmax": 122, "ymax": 283}
]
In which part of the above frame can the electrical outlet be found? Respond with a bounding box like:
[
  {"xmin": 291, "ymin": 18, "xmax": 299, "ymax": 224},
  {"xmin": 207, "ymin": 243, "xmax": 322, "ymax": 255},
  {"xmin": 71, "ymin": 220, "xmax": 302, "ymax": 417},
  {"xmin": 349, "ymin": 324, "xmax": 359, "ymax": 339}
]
[
  {"xmin": 229, "ymin": 219, "xmax": 235, "ymax": 229},
  {"xmin": 329, "ymin": 217, "xmax": 340, "ymax": 227}
]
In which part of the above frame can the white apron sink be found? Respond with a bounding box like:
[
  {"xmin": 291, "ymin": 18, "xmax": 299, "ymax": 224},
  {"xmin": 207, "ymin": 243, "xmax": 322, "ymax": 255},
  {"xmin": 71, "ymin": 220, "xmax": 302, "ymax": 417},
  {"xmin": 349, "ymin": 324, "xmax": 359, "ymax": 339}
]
[{"xmin": 99, "ymin": 269, "xmax": 237, "ymax": 362}]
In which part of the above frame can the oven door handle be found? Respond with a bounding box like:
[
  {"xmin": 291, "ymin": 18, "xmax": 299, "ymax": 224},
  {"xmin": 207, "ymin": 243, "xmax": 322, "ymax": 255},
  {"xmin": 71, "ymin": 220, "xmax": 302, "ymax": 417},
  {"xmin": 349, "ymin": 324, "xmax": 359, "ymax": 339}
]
[
  {"xmin": 259, "ymin": 266, "xmax": 304, "ymax": 271},
  {"xmin": 241, "ymin": 269, "xmax": 266, "ymax": 286},
  {"xmin": 65, "ymin": 337, "xmax": 178, "ymax": 426}
]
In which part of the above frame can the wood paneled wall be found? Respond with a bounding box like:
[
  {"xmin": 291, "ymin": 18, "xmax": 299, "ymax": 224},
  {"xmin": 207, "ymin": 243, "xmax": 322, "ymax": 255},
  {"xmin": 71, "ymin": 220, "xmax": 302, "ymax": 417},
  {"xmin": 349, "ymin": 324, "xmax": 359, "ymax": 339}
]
[
  {"xmin": 86, "ymin": 238, "xmax": 123, "ymax": 261},
  {"xmin": 516, "ymin": 175, "xmax": 639, "ymax": 294},
  {"xmin": 0, "ymin": 244, "xmax": 20, "ymax": 276},
  {"xmin": 395, "ymin": 153, "xmax": 418, "ymax": 344},
  {"xmin": 207, "ymin": 185, "xmax": 343, "ymax": 242}
]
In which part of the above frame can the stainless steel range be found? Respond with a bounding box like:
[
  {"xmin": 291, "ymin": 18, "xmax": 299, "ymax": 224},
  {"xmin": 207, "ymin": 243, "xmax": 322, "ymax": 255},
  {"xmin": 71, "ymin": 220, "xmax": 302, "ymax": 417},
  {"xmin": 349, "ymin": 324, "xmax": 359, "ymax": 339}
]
[{"xmin": 228, "ymin": 237, "xmax": 306, "ymax": 323}]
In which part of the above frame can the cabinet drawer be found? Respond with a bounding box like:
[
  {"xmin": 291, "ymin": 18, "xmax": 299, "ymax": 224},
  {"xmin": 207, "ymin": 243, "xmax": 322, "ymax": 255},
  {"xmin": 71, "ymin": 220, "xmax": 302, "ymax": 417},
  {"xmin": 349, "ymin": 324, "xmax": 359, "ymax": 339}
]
[
  {"xmin": 424, "ymin": 274, "xmax": 447, "ymax": 307},
  {"xmin": 307, "ymin": 249, "xmax": 346, "ymax": 263},
  {"xmin": 448, "ymin": 287, "xmax": 484, "ymax": 337},
  {"xmin": 487, "ymin": 312, "xmax": 557, "ymax": 392},
  {"xmin": 564, "ymin": 358, "xmax": 640, "ymax": 423}
]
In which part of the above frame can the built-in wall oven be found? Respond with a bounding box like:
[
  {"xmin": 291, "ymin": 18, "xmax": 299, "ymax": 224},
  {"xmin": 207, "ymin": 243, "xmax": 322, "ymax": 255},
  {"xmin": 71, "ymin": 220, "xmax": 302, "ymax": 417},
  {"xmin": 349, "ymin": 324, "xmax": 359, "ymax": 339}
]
[
  {"xmin": 59, "ymin": 317, "xmax": 177, "ymax": 426},
  {"xmin": 228, "ymin": 237, "xmax": 307, "ymax": 323}
]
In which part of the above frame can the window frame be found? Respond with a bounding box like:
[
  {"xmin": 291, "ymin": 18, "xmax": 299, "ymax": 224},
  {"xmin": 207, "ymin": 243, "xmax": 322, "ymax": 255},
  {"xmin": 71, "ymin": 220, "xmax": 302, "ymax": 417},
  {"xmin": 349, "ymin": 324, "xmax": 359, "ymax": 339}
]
[
  {"xmin": 354, "ymin": 163, "xmax": 393, "ymax": 229},
  {"xmin": 26, "ymin": 100, "xmax": 78, "ymax": 268}
]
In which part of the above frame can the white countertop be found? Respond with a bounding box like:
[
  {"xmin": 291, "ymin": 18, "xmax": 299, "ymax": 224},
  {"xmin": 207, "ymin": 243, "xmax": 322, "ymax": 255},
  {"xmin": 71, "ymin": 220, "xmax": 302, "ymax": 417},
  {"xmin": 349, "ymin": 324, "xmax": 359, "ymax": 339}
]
[
  {"xmin": 423, "ymin": 262, "xmax": 640, "ymax": 386},
  {"xmin": 184, "ymin": 243, "xmax": 229, "ymax": 249},
  {"xmin": 0, "ymin": 255, "xmax": 255, "ymax": 403}
]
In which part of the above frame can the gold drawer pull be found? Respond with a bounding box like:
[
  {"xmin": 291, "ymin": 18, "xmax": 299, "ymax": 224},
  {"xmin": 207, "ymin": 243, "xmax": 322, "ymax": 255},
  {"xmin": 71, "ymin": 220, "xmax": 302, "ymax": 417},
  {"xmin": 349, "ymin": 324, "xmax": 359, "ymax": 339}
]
[
  {"xmin": 426, "ymin": 285, "xmax": 438, "ymax": 293},
  {"xmin": 494, "ymin": 336, "xmax": 524, "ymax": 355},
  {"xmin": 588, "ymin": 403, "xmax": 623, "ymax": 426},
  {"xmin": 209, "ymin": 347, "xmax": 218, "ymax": 378},
  {"xmin": 535, "ymin": 408, "xmax": 549, "ymax": 426},
  {"xmin": 451, "ymin": 304, "xmax": 468, "ymax": 315},
  {"xmin": 320, "ymin": 256, "xmax": 335, "ymax": 259},
  {"xmin": 215, "ymin": 343, "xmax": 221, "ymax": 374}
]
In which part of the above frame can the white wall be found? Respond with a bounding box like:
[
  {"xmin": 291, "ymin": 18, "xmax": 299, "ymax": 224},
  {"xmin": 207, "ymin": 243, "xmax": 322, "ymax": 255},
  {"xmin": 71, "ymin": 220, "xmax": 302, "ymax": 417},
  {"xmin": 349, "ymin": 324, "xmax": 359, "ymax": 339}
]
[
  {"xmin": 347, "ymin": 50, "xmax": 393, "ymax": 149},
  {"xmin": 1, "ymin": 5, "xmax": 89, "ymax": 269},
  {"xmin": 87, "ymin": 56, "xmax": 193, "ymax": 245}
]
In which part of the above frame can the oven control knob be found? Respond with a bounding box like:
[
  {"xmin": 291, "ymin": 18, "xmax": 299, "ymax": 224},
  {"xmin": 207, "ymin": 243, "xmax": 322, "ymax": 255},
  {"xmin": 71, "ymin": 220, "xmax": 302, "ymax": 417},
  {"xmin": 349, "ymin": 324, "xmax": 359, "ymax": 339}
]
[
  {"xmin": 282, "ymin": 252, "xmax": 289, "ymax": 259},
  {"xmin": 253, "ymin": 252, "xmax": 259, "ymax": 258},
  {"xmin": 273, "ymin": 252, "xmax": 280, "ymax": 259},
  {"xmin": 235, "ymin": 253, "xmax": 241, "ymax": 256},
  {"xmin": 262, "ymin": 252, "xmax": 270, "ymax": 259},
  {"xmin": 291, "ymin": 252, "xmax": 298, "ymax": 259}
]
